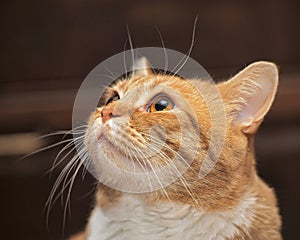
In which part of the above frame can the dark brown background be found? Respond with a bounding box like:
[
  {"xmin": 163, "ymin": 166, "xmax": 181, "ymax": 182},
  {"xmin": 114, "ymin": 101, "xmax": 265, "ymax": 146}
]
[{"xmin": 1, "ymin": 0, "xmax": 299, "ymax": 239}]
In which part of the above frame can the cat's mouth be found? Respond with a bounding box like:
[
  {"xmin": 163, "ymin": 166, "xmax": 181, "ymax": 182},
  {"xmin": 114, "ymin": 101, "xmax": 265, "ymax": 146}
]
[
  {"xmin": 96, "ymin": 130, "xmax": 106, "ymax": 142},
  {"xmin": 92, "ymin": 124, "xmax": 148, "ymax": 172},
  {"xmin": 94, "ymin": 122, "xmax": 119, "ymax": 148},
  {"xmin": 95, "ymin": 125, "xmax": 118, "ymax": 150}
]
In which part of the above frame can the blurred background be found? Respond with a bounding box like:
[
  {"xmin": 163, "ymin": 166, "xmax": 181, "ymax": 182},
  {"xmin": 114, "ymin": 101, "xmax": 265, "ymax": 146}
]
[{"xmin": 1, "ymin": 0, "xmax": 299, "ymax": 239}]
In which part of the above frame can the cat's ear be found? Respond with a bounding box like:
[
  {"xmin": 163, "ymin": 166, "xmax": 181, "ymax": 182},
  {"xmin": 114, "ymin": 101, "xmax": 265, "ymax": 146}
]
[
  {"xmin": 131, "ymin": 57, "xmax": 153, "ymax": 76},
  {"xmin": 218, "ymin": 61, "xmax": 279, "ymax": 134}
]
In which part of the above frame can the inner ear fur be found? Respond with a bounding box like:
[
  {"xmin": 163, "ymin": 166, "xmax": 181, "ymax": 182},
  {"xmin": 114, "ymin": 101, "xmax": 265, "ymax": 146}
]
[{"xmin": 217, "ymin": 61, "xmax": 279, "ymax": 134}]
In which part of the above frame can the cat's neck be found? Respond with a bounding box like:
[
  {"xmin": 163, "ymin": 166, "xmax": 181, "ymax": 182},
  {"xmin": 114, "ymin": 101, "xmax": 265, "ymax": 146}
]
[{"xmin": 89, "ymin": 190, "xmax": 256, "ymax": 240}]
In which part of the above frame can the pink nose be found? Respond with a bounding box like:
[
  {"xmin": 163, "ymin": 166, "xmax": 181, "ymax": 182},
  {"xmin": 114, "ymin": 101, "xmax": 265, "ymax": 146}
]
[{"xmin": 101, "ymin": 105, "xmax": 114, "ymax": 124}]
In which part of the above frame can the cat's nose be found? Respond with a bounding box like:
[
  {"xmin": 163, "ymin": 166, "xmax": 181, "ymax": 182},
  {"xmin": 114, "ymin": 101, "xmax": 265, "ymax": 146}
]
[{"xmin": 101, "ymin": 105, "xmax": 117, "ymax": 124}]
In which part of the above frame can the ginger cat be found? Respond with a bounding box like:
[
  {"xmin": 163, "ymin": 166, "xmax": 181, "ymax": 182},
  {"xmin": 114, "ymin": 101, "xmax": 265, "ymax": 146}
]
[{"xmin": 70, "ymin": 60, "xmax": 281, "ymax": 239}]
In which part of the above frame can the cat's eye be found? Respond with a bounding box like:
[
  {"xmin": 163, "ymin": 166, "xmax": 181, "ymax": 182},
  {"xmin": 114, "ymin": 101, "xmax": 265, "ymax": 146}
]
[
  {"xmin": 148, "ymin": 96, "xmax": 175, "ymax": 113},
  {"xmin": 106, "ymin": 92, "xmax": 120, "ymax": 105}
]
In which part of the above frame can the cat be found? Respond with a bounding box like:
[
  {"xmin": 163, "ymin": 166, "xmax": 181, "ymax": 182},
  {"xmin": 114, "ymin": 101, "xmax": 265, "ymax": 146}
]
[{"xmin": 70, "ymin": 59, "xmax": 282, "ymax": 240}]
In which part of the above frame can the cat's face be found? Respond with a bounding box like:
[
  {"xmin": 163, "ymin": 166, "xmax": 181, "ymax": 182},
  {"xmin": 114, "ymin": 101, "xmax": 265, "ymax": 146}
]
[
  {"xmin": 85, "ymin": 74, "xmax": 210, "ymax": 189},
  {"xmin": 85, "ymin": 60, "xmax": 278, "ymax": 209}
]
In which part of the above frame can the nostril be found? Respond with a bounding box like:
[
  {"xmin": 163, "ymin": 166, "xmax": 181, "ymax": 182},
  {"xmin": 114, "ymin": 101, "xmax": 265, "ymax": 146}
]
[
  {"xmin": 110, "ymin": 113, "xmax": 119, "ymax": 118},
  {"xmin": 101, "ymin": 107, "xmax": 118, "ymax": 124}
]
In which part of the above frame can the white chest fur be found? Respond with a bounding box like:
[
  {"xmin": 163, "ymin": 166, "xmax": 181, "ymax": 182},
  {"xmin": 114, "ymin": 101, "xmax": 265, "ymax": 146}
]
[{"xmin": 87, "ymin": 193, "xmax": 256, "ymax": 240}]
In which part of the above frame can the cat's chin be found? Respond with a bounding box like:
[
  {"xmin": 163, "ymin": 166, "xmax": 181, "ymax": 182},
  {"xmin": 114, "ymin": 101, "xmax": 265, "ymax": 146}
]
[
  {"xmin": 91, "ymin": 135, "xmax": 150, "ymax": 174},
  {"xmin": 97, "ymin": 131, "xmax": 112, "ymax": 147}
]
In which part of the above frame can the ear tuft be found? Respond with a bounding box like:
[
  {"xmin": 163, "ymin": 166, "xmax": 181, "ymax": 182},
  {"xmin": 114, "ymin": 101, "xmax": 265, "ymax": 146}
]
[
  {"xmin": 218, "ymin": 61, "xmax": 279, "ymax": 134},
  {"xmin": 131, "ymin": 57, "xmax": 153, "ymax": 77}
]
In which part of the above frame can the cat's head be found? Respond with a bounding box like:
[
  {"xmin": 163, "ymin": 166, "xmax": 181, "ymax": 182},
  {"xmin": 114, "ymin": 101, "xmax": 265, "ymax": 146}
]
[{"xmin": 85, "ymin": 58, "xmax": 278, "ymax": 209}]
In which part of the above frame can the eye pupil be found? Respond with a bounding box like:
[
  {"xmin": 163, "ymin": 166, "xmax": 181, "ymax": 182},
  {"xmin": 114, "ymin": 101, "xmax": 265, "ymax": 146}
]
[
  {"xmin": 148, "ymin": 95, "xmax": 174, "ymax": 113},
  {"xmin": 155, "ymin": 99, "xmax": 169, "ymax": 111}
]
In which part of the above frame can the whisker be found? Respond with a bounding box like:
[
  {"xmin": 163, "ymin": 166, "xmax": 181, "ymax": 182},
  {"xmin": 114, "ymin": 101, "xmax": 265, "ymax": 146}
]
[
  {"xmin": 45, "ymin": 155, "xmax": 78, "ymax": 227},
  {"xmin": 142, "ymin": 152, "xmax": 172, "ymax": 203},
  {"xmin": 81, "ymin": 155, "xmax": 92, "ymax": 180},
  {"xmin": 123, "ymin": 39, "xmax": 129, "ymax": 78},
  {"xmin": 37, "ymin": 126, "xmax": 87, "ymax": 140},
  {"xmin": 63, "ymin": 154, "xmax": 86, "ymax": 230},
  {"xmin": 48, "ymin": 144, "xmax": 77, "ymax": 177},
  {"xmin": 137, "ymin": 132, "xmax": 200, "ymax": 207},
  {"xmin": 127, "ymin": 143, "xmax": 154, "ymax": 192},
  {"xmin": 49, "ymin": 134, "xmax": 85, "ymax": 174},
  {"xmin": 126, "ymin": 25, "xmax": 136, "ymax": 78},
  {"xmin": 142, "ymin": 133, "xmax": 193, "ymax": 170},
  {"xmin": 104, "ymin": 66, "xmax": 118, "ymax": 80},
  {"xmin": 172, "ymin": 16, "xmax": 198, "ymax": 76},
  {"xmin": 20, "ymin": 138, "xmax": 74, "ymax": 161},
  {"xmin": 155, "ymin": 26, "xmax": 169, "ymax": 75},
  {"xmin": 45, "ymin": 144, "xmax": 87, "ymax": 227},
  {"xmin": 146, "ymin": 143, "xmax": 200, "ymax": 208}
]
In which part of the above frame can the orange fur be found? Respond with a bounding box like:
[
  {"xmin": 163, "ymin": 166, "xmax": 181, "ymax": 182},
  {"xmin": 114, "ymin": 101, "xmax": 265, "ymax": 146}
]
[{"xmin": 72, "ymin": 61, "xmax": 281, "ymax": 239}]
